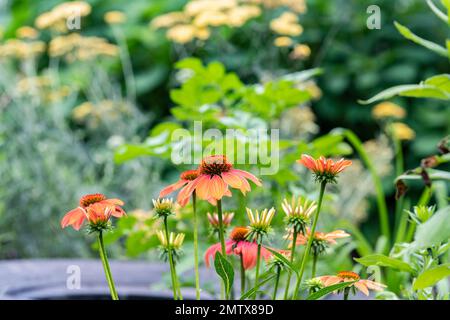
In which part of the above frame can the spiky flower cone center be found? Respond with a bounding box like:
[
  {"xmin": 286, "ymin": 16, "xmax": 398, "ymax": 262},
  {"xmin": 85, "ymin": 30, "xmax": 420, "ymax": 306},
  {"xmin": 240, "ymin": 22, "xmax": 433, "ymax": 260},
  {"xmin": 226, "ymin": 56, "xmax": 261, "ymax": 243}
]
[
  {"xmin": 230, "ymin": 227, "xmax": 249, "ymax": 242},
  {"xmin": 180, "ymin": 169, "xmax": 199, "ymax": 181},
  {"xmin": 338, "ymin": 271, "xmax": 360, "ymax": 280},
  {"xmin": 199, "ymin": 155, "xmax": 232, "ymax": 176},
  {"xmin": 79, "ymin": 193, "xmax": 106, "ymax": 208}
]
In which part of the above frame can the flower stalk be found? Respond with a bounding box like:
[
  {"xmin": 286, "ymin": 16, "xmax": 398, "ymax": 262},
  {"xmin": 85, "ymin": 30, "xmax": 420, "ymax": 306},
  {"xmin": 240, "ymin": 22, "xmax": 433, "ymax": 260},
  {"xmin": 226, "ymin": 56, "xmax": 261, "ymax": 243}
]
[
  {"xmin": 163, "ymin": 216, "xmax": 181, "ymax": 300},
  {"xmin": 273, "ymin": 265, "xmax": 282, "ymax": 300},
  {"xmin": 97, "ymin": 231, "xmax": 119, "ymax": 300},
  {"xmin": 192, "ymin": 192, "xmax": 200, "ymax": 300},
  {"xmin": 293, "ymin": 180, "xmax": 326, "ymax": 299}
]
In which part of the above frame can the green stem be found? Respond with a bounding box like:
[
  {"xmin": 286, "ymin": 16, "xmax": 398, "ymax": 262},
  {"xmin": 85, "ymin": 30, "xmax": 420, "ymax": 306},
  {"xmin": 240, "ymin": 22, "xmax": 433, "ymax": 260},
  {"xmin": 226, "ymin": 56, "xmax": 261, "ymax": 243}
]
[
  {"xmin": 253, "ymin": 240, "xmax": 262, "ymax": 300},
  {"xmin": 217, "ymin": 199, "xmax": 227, "ymax": 299},
  {"xmin": 240, "ymin": 253, "xmax": 246, "ymax": 296},
  {"xmin": 97, "ymin": 231, "xmax": 119, "ymax": 300},
  {"xmin": 192, "ymin": 192, "xmax": 200, "ymax": 300},
  {"xmin": 273, "ymin": 265, "xmax": 281, "ymax": 300},
  {"xmin": 342, "ymin": 129, "xmax": 390, "ymax": 245},
  {"xmin": 164, "ymin": 217, "xmax": 179, "ymax": 300},
  {"xmin": 393, "ymin": 136, "xmax": 405, "ymax": 243},
  {"xmin": 343, "ymin": 288, "xmax": 350, "ymax": 300},
  {"xmin": 311, "ymin": 253, "xmax": 318, "ymax": 279},
  {"xmin": 293, "ymin": 181, "xmax": 326, "ymax": 300},
  {"xmin": 283, "ymin": 231, "xmax": 298, "ymax": 299}
]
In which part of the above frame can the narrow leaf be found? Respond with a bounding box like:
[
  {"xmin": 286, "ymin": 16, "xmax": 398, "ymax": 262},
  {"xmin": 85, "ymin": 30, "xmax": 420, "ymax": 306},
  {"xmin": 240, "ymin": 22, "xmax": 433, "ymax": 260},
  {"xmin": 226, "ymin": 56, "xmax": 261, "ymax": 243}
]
[
  {"xmin": 306, "ymin": 281, "xmax": 356, "ymax": 300},
  {"xmin": 265, "ymin": 247, "xmax": 299, "ymax": 276},
  {"xmin": 394, "ymin": 21, "xmax": 448, "ymax": 57},
  {"xmin": 240, "ymin": 274, "xmax": 276, "ymax": 300}
]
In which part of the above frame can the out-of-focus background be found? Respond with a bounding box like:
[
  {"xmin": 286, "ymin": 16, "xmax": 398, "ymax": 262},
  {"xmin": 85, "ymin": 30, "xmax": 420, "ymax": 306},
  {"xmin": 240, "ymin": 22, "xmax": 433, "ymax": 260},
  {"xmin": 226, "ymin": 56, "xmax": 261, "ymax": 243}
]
[{"xmin": 0, "ymin": 0, "xmax": 448, "ymax": 263}]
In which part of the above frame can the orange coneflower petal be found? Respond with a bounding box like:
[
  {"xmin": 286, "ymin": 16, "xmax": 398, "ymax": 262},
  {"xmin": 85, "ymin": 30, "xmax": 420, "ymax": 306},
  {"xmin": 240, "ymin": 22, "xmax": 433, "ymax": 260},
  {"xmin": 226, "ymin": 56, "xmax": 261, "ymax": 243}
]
[
  {"xmin": 221, "ymin": 171, "xmax": 243, "ymax": 189},
  {"xmin": 210, "ymin": 175, "xmax": 227, "ymax": 200},
  {"xmin": 298, "ymin": 154, "xmax": 316, "ymax": 171},
  {"xmin": 159, "ymin": 179, "xmax": 188, "ymax": 198},
  {"xmin": 354, "ymin": 281, "xmax": 370, "ymax": 296},
  {"xmin": 231, "ymin": 169, "xmax": 262, "ymax": 186},
  {"xmin": 204, "ymin": 240, "xmax": 234, "ymax": 268},
  {"xmin": 323, "ymin": 276, "xmax": 342, "ymax": 287},
  {"xmin": 102, "ymin": 198, "xmax": 125, "ymax": 206},
  {"xmin": 195, "ymin": 175, "xmax": 212, "ymax": 200},
  {"xmin": 235, "ymin": 241, "xmax": 258, "ymax": 270},
  {"xmin": 177, "ymin": 176, "xmax": 202, "ymax": 206},
  {"xmin": 61, "ymin": 207, "xmax": 86, "ymax": 230},
  {"xmin": 361, "ymin": 280, "xmax": 386, "ymax": 291}
]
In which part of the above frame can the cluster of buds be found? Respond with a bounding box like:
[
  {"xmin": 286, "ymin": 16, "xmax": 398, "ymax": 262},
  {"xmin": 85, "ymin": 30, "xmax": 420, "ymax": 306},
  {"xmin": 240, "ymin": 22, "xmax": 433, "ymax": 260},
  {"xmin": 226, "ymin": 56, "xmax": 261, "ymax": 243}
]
[
  {"xmin": 282, "ymin": 196, "xmax": 317, "ymax": 235},
  {"xmin": 156, "ymin": 230, "xmax": 185, "ymax": 262},
  {"xmin": 304, "ymin": 277, "xmax": 324, "ymax": 294},
  {"xmin": 152, "ymin": 198, "xmax": 175, "ymax": 218},
  {"xmin": 408, "ymin": 205, "xmax": 435, "ymax": 224},
  {"xmin": 246, "ymin": 207, "xmax": 276, "ymax": 243},
  {"xmin": 207, "ymin": 212, "xmax": 234, "ymax": 234}
]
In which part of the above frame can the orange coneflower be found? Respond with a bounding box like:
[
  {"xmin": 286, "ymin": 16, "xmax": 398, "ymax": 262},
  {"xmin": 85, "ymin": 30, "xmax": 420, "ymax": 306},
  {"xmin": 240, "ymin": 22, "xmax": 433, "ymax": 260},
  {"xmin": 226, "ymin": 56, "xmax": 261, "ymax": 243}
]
[
  {"xmin": 177, "ymin": 155, "xmax": 262, "ymax": 206},
  {"xmin": 298, "ymin": 154, "xmax": 352, "ymax": 183},
  {"xmin": 289, "ymin": 228, "xmax": 350, "ymax": 255},
  {"xmin": 204, "ymin": 226, "xmax": 272, "ymax": 270},
  {"xmin": 61, "ymin": 193, "xmax": 125, "ymax": 230},
  {"xmin": 317, "ymin": 271, "xmax": 386, "ymax": 296},
  {"xmin": 159, "ymin": 169, "xmax": 199, "ymax": 206}
]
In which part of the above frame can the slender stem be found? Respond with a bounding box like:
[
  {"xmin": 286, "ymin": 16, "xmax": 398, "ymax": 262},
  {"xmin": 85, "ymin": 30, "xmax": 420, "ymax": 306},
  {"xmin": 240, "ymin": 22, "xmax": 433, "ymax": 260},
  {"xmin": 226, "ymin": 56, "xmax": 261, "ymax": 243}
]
[
  {"xmin": 273, "ymin": 265, "xmax": 281, "ymax": 300},
  {"xmin": 164, "ymin": 217, "xmax": 179, "ymax": 300},
  {"xmin": 293, "ymin": 181, "xmax": 326, "ymax": 299},
  {"xmin": 192, "ymin": 192, "xmax": 200, "ymax": 300},
  {"xmin": 97, "ymin": 231, "xmax": 119, "ymax": 300},
  {"xmin": 253, "ymin": 240, "xmax": 262, "ymax": 300},
  {"xmin": 240, "ymin": 253, "xmax": 246, "ymax": 296},
  {"xmin": 343, "ymin": 288, "xmax": 350, "ymax": 300},
  {"xmin": 343, "ymin": 129, "xmax": 390, "ymax": 244},
  {"xmin": 311, "ymin": 253, "xmax": 318, "ymax": 278},
  {"xmin": 393, "ymin": 136, "xmax": 405, "ymax": 243},
  {"xmin": 283, "ymin": 231, "xmax": 298, "ymax": 299},
  {"xmin": 217, "ymin": 199, "xmax": 227, "ymax": 299}
]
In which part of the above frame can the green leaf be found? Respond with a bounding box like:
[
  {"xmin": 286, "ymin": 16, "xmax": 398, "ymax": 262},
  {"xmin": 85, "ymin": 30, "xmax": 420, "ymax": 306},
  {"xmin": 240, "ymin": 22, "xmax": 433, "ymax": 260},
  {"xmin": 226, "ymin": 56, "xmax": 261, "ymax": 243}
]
[
  {"xmin": 282, "ymin": 68, "xmax": 324, "ymax": 83},
  {"xmin": 355, "ymin": 254, "xmax": 415, "ymax": 273},
  {"xmin": 394, "ymin": 21, "xmax": 448, "ymax": 57},
  {"xmin": 413, "ymin": 264, "xmax": 450, "ymax": 290},
  {"xmin": 214, "ymin": 252, "xmax": 235, "ymax": 297},
  {"xmin": 414, "ymin": 206, "xmax": 450, "ymax": 249},
  {"xmin": 265, "ymin": 247, "xmax": 298, "ymax": 276},
  {"xmin": 306, "ymin": 281, "xmax": 356, "ymax": 300},
  {"xmin": 425, "ymin": 74, "xmax": 450, "ymax": 92},
  {"xmin": 359, "ymin": 78, "xmax": 450, "ymax": 104},
  {"xmin": 240, "ymin": 274, "xmax": 276, "ymax": 300},
  {"xmin": 426, "ymin": 0, "xmax": 449, "ymax": 23}
]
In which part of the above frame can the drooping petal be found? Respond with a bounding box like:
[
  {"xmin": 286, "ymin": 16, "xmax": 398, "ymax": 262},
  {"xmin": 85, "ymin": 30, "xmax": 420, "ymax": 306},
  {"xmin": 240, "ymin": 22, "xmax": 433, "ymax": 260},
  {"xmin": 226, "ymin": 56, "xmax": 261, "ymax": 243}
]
[
  {"xmin": 322, "ymin": 276, "xmax": 343, "ymax": 287},
  {"xmin": 61, "ymin": 207, "xmax": 86, "ymax": 230},
  {"xmin": 101, "ymin": 198, "xmax": 124, "ymax": 206},
  {"xmin": 235, "ymin": 241, "xmax": 259, "ymax": 270},
  {"xmin": 354, "ymin": 281, "xmax": 370, "ymax": 296},
  {"xmin": 210, "ymin": 175, "xmax": 227, "ymax": 200},
  {"xmin": 298, "ymin": 154, "xmax": 316, "ymax": 171},
  {"xmin": 221, "ymin": 171, "xmax": 243, "ymax": 189},
  {"xmin": 230, "ymin": 169, "xmax": 262, "ymax": 186},
  {"xmin": 159, "ymin": 179, "xmax": 188, "ymax": 198},
  {"xmin": 195, "ymin": 175, "xmax": 213, "ymax": 200},
  {"xmin": 177, "ymin": 176, "xmax": 202, "ymax": 206},
  {"xmin": 204, "ymin": 240, "xmax": 235, "ymax": 268},
  {"xmin": 361, "ymin": 280, "xmax": 386, "ymax": 291}
]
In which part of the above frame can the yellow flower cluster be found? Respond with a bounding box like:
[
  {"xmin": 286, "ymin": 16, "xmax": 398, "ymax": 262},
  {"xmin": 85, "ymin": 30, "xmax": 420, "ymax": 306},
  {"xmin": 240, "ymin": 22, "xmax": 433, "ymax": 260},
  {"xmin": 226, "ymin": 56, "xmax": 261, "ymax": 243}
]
[
  {"xmin": 259, "ymin": 0, "xmax": 307, "ymax": 13},
  {"xmin": 16, "ymin": 26, "xmax": 39, "ymax": 40},
  {"xmin": 372, "ymin": 101, "xmax": 406, "ymax": 120},
  {"xmin": 0, "ymin": 39, "xmax": 46, "ymax": 59},
  {"xmin": 270, "ymin": 11, "xmax": 303, "ymax": 36},
  {"xmin": 150, "ymin": 0, "xmax": 262, "ymax": 43},
  {"xmin": 104, "ymin": 11, "xmax": 127, "ymax": 25},
  {"xmin": 390, "ymin": 122, "xmax": 415, "ymax": 141},
  {"xmin": 35, "ymin": 1, "xmax": 91, "ymax": 32},
  {"xmin": 269, "ymin": 10, "xmax": 310, "ymax": 59},
  {"xmin": 72, "ymin": 100, "xmax": 129, "ymax": 128},
  {"xmin": 49, "ymin": 33, "xmax": 118, "ymax": 62},
  {"xmin": 16, "ymin": 76, "xmax": 71, "ymax": 103}
]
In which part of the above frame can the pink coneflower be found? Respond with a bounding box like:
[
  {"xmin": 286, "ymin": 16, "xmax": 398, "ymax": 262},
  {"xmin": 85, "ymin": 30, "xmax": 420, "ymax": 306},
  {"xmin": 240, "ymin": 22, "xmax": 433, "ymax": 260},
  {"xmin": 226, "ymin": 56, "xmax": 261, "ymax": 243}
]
[
  {"xmin": 204, "ymin": 227, "xmax": 272, "ymax": 270},
  {"xmin": 61, "ymin": 193, "xmax": 125, "ymax": 230},
  {"xmin": 298, "ymin": 154, "xmax": 352, "ymax": 183},
  {"xmin": 317, "ymin": 271, "xmax": 386, "ymax": 296},
  {"xmin": 177, "ymin": 155, "xmax": 262, "ymax": 206}
]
